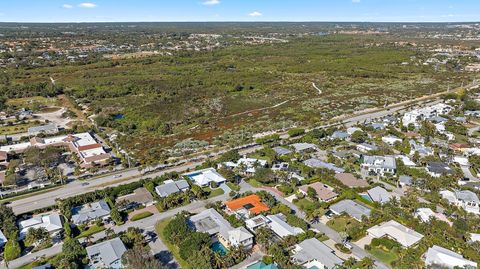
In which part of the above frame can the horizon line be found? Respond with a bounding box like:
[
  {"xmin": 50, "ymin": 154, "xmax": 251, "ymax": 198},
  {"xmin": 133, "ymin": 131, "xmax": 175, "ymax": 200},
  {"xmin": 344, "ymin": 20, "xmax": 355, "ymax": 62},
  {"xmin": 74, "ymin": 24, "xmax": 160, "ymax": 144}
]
[{"xmin": 0, "ymin": 20, "xmax": 479, "ymax": 24}]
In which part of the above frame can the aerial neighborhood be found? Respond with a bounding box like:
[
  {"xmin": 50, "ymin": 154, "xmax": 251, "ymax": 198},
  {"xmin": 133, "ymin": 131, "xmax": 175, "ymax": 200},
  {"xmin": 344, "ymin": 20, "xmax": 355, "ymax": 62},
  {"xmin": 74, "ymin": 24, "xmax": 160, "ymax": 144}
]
[
  {"xmin": 0, "ymin": 19, "xmax": 480, "ymax": 269},
  {"xmin": 1, "ymin": 86, "xmax": 480, "ymax": 269}
]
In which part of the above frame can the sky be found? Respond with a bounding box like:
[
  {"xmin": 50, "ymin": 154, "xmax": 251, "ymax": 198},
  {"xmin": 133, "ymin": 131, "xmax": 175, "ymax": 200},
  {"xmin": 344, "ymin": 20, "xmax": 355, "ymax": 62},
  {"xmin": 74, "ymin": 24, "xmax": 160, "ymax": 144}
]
[{"xmin": 0, "ymin": 0, "xmax": 479, "ymax": 23}]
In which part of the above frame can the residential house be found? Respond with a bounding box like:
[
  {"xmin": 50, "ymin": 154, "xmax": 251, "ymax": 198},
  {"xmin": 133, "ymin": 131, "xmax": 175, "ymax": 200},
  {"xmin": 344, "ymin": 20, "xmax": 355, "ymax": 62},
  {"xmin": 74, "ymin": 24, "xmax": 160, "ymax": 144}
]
[
  {"xmin": 366, "ymin": 186, "xmax": 392, "ymax": 204},
  {"xmin": 116, "ymin": 187, "xmax": 155, "ymax": 209},
  {"xmin": 271, "ymin": 162, "xmax": 289, "ymax": 172},
  {"xmin": 347, "ymin": 127, "xmax": 362, "ymax": 135},
  {"xmin": 183, "ymin": 168, "xmax": 227, "ymax": 187},
  {"xmin": 356, "ymin": 143, "xmax": 378, "ymax": 153},
  {"xmin": 424, "ymin": 245, "xmax": 477, "ymax": 269},
  {"xmin": 292, "ymin": 238, "xmax": 343, "ymax": 269},
  {"xmin": 0, "ymin": 132, "xmax": 111, "ymax": 169},
  {"xmin": 331, "ymin": 131, "xmax": 349, "ymax": 140},
  {"xmin": 266, "ymin": 214, "xmax": 304, "ymax": 238},
  {"xmin": 86, "ymin": 237, "xmax": 127, "ymax": 269},
  {"xmin": 71, "ymin": 200, "xmax": 111, "ymax": 225},
  {"xmin": 272, "ymin": 147, "xmax": 292, "ymax": 156},
  {"xmin": 362, "ymin": 156, "xmax": 396, "ymax": 176},
  {"xmin": 329, "ymin": 199, "xmax": 371, "ymax": 221},
  {"xmin": 415, "ymin": 208, "xmax": 451, "ymax": 225},
  {"xmin": 299, "ymin": 182, "xmax": 338, "ymax": 202},
  {"xmin": 154, "ymin": 179, "xmax": 189, "ymax": 198},
  {"xmin": 189, "ymin": 208, "xmax": 253, "ymax": 249},
  {"xmin": 225, "ymin": 194, "xmax": 270, "ymax": 219},
  {"xmin": 367, "ymin": 220, "xmax": 424, "ymax": 248},
  {"xmin": 303, "ymin": 158, "xmax": 345, "ymax": 173},
  {"xmin": 409, "ymin": 140, "xmax": 434, "ymax": 156},
  {"xmin": 245, "ymin": 215, "xmax": 270, "ymax": 232},
  {"xmin": 28, "ymin": 124, "xmax": 59, "ymax": 136},
  {"xmin": 19, "ymin": 213, "xmax": 63, "ymax": 239},
  {"xmin": 246, "ymin": 261, "xmax": 279, "ymax": 269},
  {"xmin": 402, "ymin": 103, "xmax": 452, "ymax": 127},
  {"xmin": 426, "ymin": 162, "xmax": 454, "ymax": 178},
  {"xmin": 334, "ymin": 173, "xmax": 369, "ymax": 188},
  {"xmin": 221, "ymin": 157, "xmax": 267, "ymax": 174},
  {"xmin": 396, "ymin": 155, "xmax": 416, "ymax": 166},
  {"xmin": 291, "ymin": 143, "xmax": 317, "ymax": 153},
  {"xmin": 370, "ymin": 122, "xmax": 387, "ymax": 130},
  {"xmin": 382, "ymin": 135, "xmax": 402, "ymax": 145},
  {"xmin": 399, "ymin": 175, "xmax": 413, "ymax": 188},
  {"xmin": 440, "ymin": 190, "xmax": 479, "ymax": 215}
]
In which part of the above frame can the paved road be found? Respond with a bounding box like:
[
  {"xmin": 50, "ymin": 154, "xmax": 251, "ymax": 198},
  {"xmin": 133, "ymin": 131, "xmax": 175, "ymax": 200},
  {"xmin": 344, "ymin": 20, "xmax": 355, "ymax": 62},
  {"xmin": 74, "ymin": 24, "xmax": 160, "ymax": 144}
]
[
  {"xmin": 8, "ymin": 144, "xmax": 262, "ymax": 215},
  {"xmin": 5, "ymin": 192, "xmax": 229, "ymax": 269},
  {"xmin": 238, "ymin": 182, "xmax": 390, "ymax": 269}
]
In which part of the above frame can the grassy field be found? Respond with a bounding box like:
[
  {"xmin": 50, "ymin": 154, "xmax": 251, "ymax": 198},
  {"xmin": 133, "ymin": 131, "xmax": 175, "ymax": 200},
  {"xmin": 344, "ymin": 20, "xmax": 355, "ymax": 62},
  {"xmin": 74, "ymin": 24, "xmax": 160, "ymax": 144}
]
[
  {"xmin": 75, "ymin": 224, "xmax": 105, "ymax": 239},
  {"xmin": 226, "ymin": 182, "xmax": 240, "ymax": 191},
  {"xmin": 7, "ymin": 96, "xmax": 59, "ymax": 110},
  {"xmin": 368, "ymin": 247, "xmax": 399, "ymax": 266},
  {"xmin": 203, "ymin": 187, "xmax": 225, "ymax": 198},
  {"xmin": 155, "ymin": 217, "xmax": 191, "ymax": 269},
  {"xmin": 0, "ymin": 122, "xmax": 37, "ymax": 135},
  {"xmin": 130, "ymin": 211, "xmax": 154, "ymax": 221},
  {"xmin": 326, "ymin": 215, "xmax": 362, "ymax": 234},
  {"xmin": 6, "ymin": 35, "xmax": 473, "ymax": 163}
]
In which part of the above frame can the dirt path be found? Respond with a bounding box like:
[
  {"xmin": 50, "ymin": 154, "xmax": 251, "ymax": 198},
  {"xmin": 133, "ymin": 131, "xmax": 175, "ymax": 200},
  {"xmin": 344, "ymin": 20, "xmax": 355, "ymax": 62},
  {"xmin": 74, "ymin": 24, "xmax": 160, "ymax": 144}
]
[{"xmin": 312, "ymin": 82, "xmax": 322, "ymax": 94}]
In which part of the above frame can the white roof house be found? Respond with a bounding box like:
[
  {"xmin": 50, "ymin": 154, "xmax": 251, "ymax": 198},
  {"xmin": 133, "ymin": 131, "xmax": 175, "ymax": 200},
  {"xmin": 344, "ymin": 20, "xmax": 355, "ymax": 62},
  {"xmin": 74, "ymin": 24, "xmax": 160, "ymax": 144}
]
[
  {"xmin": 86, "ymin": 237, "xmax": 127, "ymax": 269},
  {"xmin": 266, "ymin": 214, "xmax": 304, "ymax": 238},
  {"xmin": 367, "ymin": 186, "xmax": 392, "ymax": 204},
  {"xmin": 183, "ymin": 168, "xmax": 227, "ymax": 187},
  {"xmin": 221, "ymin": 157, "xmax": 267, "ymax": 174},
  {"xmin": 415, "ymin": 208, "xmax": 451, "ymax": 225},
  {"xmin": 382, "ymin": 136, "xmax": 402, "ymax": 145},
  {"xmin": 190, "ymin": 209, "xmax": 253, "ymax": 249},
  {"xmin": 440, "ymin": 190, "xmax": 480, "ymax": 215},
  {"xmin": 292, "ymin": 238, "xmax": 343, "ymax": 269},
  {"xmin": 362, "ymin": 156, "xmax": 396, "ymax": 176},
  {"xmin": 19, "ymin": 213, "xmax": 63, "ymax": 239},
  {"xmin": 367, "ymin": 220, "xmax": 424, "ymax": 247},
  {"xmin": 425, "ymin": 245, "xmax": 477, "ymax": 269},
  {"xmin": 245, "ymin": 215, "xmax": 270, "ymax": 231}
]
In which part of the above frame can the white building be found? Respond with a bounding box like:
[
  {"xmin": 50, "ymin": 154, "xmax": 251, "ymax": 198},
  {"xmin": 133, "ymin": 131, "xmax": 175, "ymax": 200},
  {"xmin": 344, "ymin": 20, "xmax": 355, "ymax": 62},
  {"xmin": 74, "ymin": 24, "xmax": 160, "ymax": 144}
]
[
  {"xmin": 183, "ymin": 168, "xmax": 227, "ymax": 187},
  {"xmin": 440, "ymin": 190, "xmax": 480, "ymax": 215},
  {"xmin": 425, "ymin": 245, "xmax": 477, "ymax": 269},
  {"xmin": 367, "ymin": 220, "xmax": 424, "ymax": 248},
  {"xmin": 362, "ymin": 156, "xmax": 396, "ymax": 176},
  {"xmin": 402, "ymin": 103, "xmax": 453, "ymax": 127},
  {"xmin": 382, "ymin": 136, "xmax": 402, "ymax": 145},
  {"xmin": 86, "ymin": 237, "xmax": 127, "ymax": 269},
  {"xmin": 292, "ymin": 238, "xmax": 343, "ymax": 269},
  {"xmin": 266, "ymin": 214, "xmax": 304, "ymax": 238},
  {"xmin": 19, "ymin": 213, "xmax": 63, "ymax": 239},
  {"xmin": 221, "ymin": 157, "xmax": 267, "ymax": 174}
]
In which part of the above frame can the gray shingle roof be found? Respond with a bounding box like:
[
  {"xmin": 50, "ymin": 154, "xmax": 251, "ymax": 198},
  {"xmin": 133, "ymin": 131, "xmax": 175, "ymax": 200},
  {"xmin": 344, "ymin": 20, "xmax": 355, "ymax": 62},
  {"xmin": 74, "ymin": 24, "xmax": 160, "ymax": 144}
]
[
  {"xmin": 155, "ymin": 180, "xmax": 189, "ymax": 198},
  {"xmin": 292, "ymin": 238, "xmax": 343, "ymax": 269},
  {"xmin": 71, "ymin": 200, "xmax": 110, "ymax": 224},
  {"xmin": 304, "ymin": 158, "xmax": 345, "ymax": 173},
  {"xmin": 272, "ymin": 146, "xmax": 292, "ymax": 156},
  {"xmin": 86, "ymin": 237, "xmax": 126, "ymax": 268},
  {"xmin": 330, "ymin": 199, "xmax": 371, "ymax": 221}
]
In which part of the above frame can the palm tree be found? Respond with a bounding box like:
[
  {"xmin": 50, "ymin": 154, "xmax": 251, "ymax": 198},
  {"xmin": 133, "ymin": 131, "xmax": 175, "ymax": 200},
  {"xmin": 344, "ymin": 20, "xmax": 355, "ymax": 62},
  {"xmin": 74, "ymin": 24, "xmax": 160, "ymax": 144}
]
[{"xmin": 105, "ymin": 227, "xmax": 115, "ymax": 239}]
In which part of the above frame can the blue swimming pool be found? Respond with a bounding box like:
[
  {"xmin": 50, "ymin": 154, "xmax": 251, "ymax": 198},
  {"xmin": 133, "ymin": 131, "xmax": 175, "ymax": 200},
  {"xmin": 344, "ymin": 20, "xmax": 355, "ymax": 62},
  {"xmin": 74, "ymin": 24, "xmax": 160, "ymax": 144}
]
[
  {"xmin": 211, "ymin": 241, "xmax": 228, "ymax": 256},
  {"xmin": 360, "ymin": 193, "xmax": 373, "ymax": 202}
]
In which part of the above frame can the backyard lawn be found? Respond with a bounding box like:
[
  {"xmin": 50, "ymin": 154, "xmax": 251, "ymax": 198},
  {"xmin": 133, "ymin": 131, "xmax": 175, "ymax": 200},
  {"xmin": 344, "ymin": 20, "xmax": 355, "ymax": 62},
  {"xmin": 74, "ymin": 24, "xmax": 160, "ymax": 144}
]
[
  {"xmin": 155, "ymin": 217, "xmax": 191, "ymax": 269},
  {"xmin": 130, "ymin": 211, "xmax": 154, "ymax": 221},
  {"xmin": 75, "ymin": 224, "xmax": 105, "ymax": 239},
  {"xmin": 203, "ymin": 187, "xmax": 225, "ymax": 198},
  {"xmin": 226, "ymin": 182, "xmax": 240, "ymax": 191},
  {"xmin": 368, "ymin": 247, "xmax": 399, "ymax": 266}
]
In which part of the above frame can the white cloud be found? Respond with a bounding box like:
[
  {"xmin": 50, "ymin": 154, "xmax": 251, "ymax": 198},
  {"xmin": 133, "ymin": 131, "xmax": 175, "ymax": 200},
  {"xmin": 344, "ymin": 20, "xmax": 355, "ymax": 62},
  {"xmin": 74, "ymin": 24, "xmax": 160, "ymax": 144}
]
[
  {"xmin": 352, "ymin": 0, "xmax": 361, "ymax": 3},
  {"xmin": 248, "ymin": 11, "xmax": 262, "ymax": 17},
  {"xmin": 203, "ymin": 0, "xmax": 220, "ymax": 6},
  {"xmin": 62, "ymin": 4, "xmax": 73, "ymax": 9},
  {"xmin": 78, "ymin": 2, "xmax": 97, "ymax": 8}
]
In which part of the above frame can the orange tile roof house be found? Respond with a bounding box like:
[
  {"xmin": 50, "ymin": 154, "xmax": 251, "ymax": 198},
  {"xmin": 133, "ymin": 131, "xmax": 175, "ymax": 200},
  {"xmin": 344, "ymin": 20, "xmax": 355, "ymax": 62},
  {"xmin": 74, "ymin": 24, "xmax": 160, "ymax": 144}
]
[{"xmin": 225, "ymin": 194, "xmax": 270, "ymax": 217}]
